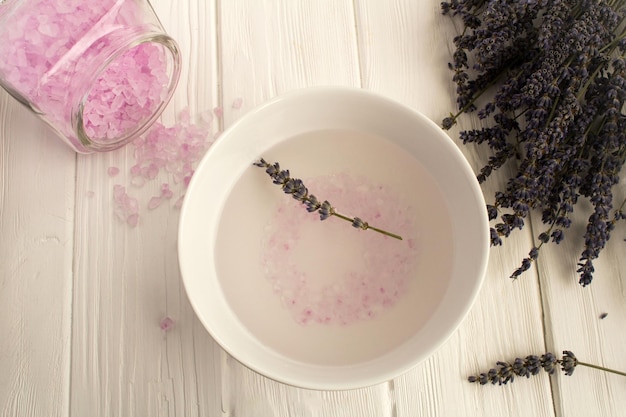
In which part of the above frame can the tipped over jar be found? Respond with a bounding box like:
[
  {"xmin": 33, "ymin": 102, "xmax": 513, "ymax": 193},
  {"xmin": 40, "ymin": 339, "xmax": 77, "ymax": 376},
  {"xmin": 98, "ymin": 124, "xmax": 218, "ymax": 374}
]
[{"xmin": 0, "ymin": 0, "xmax": 181, "ymax": 153}]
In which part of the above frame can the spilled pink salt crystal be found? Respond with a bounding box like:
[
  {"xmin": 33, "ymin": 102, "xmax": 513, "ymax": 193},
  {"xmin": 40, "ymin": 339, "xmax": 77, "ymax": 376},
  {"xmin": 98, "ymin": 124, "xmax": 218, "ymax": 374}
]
[
  {"xmin": 147, "ymin": 196, "xmax": 163, "ymax": 210},
  {"xmin": 126, "ymin": 213, "xmax": 139, "ymax": 227},
  {"xmin": 231, "ymin": 97, "xmax": 243, "ymax": 109},
  {"xmin": 131, "ymin": 112, "xmax": 212, "ymax": 188},
  {"xmin": 159, "ymin": 317, "xmax": 175, "ymax": 331},
  {"xmin": 107, "ymin": 167, "xmax": 120, "ymax": 177},
  {"xmin": 112, "ymin": 184, "xmax": 140, "ymax": 227},
  {"xmin": 183, "ymin": 172, "xmax": 193, "ymax": 188},
  {"xmin": 160, "ymin": 183, "xmax": 174, "ymax": 199},
  {"xmin": 110, "ymin": 109, "xmax": 214, "ymax": 226},
  {"xmin": 147, "ymin": 182, "xmax": 175, "ymax": 210}
]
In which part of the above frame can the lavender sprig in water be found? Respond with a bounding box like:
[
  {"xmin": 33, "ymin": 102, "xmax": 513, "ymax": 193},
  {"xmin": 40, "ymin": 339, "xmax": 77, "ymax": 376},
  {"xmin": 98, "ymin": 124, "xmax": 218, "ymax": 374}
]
[
  {"xmin": 254, "ymin": 158, "xmax": 403, "ymax": 240},
  {"xmin": 468, "ymin": 351, "xmax": 626, "ymax": 385}
]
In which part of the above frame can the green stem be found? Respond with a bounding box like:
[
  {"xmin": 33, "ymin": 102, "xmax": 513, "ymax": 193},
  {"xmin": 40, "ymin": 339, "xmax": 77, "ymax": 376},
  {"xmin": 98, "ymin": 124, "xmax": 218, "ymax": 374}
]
[
  {"xmin": 367, "ymin": 225, "xmax": 404, "ymax": 240},
  {"xmin": 578, "ymin": 361, "xmax": 626, "ymax": 377},
  {"xmin": 332, "ymin": 212, "xmax": 357, "ymax": 223},
  {"xmin": 332, "ymin": 212, "xmax": 403, "ymax": 240}
]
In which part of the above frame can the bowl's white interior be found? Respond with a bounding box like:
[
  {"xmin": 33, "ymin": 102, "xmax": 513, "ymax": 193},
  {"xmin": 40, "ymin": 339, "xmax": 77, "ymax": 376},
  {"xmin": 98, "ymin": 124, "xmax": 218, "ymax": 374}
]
[{"xmin": 178, "ymin": 87, "xmax": 489, "ymax": 390}]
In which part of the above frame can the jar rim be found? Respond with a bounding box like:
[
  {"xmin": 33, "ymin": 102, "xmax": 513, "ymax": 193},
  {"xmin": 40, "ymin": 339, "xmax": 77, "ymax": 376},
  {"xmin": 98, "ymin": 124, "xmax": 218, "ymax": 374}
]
[{"xmin": 74, "ymin": 32, "xmax": 181, "ymax": 152}]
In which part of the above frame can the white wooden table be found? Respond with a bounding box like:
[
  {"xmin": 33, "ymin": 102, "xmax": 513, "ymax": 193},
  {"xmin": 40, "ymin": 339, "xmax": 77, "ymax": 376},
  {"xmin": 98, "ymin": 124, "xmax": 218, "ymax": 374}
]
[{"xmin": 1, "ymin": 1, "xmax": 625, "ymax": 416}]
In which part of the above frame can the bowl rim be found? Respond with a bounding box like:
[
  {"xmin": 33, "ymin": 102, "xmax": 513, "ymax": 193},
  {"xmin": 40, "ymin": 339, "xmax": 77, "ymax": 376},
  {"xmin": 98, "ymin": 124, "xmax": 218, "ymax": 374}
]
[{"xmin": 178, "ymin": 86, "xmax": 489, "ymax": 390}]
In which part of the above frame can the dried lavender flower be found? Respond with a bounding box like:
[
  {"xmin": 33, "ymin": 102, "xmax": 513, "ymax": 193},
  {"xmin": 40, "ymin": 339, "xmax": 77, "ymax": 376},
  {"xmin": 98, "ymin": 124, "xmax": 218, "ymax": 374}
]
[
  {"xmin": 254, "ymin": 158, "xmax": 403, "ymax": 240},
  {"xmin": 561, "ymin": 351, "xmax": 578, "ymax": 376},
  {"xmin": 467, "ymin": 351, "xmax": 626, "ymax": 385},
  {"xmin": 441, "ymin": 0, "xmax": 626, "ymax": 286}
]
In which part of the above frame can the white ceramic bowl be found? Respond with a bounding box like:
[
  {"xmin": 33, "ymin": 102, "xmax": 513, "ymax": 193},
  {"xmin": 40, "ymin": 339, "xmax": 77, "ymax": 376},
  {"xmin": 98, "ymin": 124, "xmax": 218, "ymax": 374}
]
[{"xmin": 178, "ymin": 87, "xmax": 489, "ymax": 390}]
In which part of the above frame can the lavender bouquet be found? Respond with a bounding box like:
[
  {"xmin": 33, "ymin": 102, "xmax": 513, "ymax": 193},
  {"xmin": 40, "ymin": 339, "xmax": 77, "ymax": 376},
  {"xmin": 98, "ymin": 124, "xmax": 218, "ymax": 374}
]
[{"xmin": 442, "ymin": 0, "xmax": 626, "ymax": 286}]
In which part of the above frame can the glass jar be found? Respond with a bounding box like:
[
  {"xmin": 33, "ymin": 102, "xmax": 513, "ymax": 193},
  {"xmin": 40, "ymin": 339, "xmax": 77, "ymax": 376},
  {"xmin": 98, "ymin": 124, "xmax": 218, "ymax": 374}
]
[{"xmin": 0, "ymin": 0, "xmax": 181, "ymax": 153}]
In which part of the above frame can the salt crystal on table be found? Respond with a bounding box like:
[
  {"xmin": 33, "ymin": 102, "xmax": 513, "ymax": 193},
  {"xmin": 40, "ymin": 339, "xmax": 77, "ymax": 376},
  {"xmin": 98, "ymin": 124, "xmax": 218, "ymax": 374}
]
[
  {"xmin": 199, "ymin": 111, "xmax": 213, "ymax": 124},
  {"xmin": 178, "ymin": 108, "xmax": 191, "ymax": 124},
  {"xmin": 159, "ymin": 317, "xmax": 175, "ymax": 331},
  {"xmin": 232, "ymin": 97, "xmax": 243, "ymax": 109},
  {"xmin": 147, "ymin": 196, "xmax": 163, "ymax": 210},
  {"xmin": 146, "ymin": 163, "xmax": 159, "ymax": 179},
  {"xmin": 160, "ymin": 183, "xmax": 174, "ymax": 199},
  {"xmin": 183, "ymin": 173, "xmax": 193, "ymax": 188},
  {"xmin": 130, "ymin": 176, "xmax": 146, "ymax": 187},
  {"xmin": 113, "ymin": 184, "xmax": 126, "ymax": 201},
  {"xmin": 126, "ymin": 213, "xmax": 139, "ymax": 227},
  {"xmin": 112, "ymin": 184, "xmax": 140, "ymax": 226},
  {"xmin": 107, "ymin": 108, "xmax": 214, "ymax": 227}
]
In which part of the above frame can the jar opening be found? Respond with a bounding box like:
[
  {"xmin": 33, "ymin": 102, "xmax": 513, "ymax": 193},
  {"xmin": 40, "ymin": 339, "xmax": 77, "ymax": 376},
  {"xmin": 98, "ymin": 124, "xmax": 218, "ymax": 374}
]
[{"xmin": 76, "ymin": 35, "xmax": 180, "ymax": 152}]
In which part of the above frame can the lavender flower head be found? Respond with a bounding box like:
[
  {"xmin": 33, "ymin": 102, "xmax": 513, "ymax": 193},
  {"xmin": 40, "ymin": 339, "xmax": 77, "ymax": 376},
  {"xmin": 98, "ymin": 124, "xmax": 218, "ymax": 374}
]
[
  {"xmin": 441, "ymin": 0, "xmax": 626, "ymax": 286},
  {"xmin": 254, "ymin": 158, "xmax": 403, "ymax": 240},
  {"xmin": 468, "ymin": 350, "xmax": 626, "ymax": 386}
]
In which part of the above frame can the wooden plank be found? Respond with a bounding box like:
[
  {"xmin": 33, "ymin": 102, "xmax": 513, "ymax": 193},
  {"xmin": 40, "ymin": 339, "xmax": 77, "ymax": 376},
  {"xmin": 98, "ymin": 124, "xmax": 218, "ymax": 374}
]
[
  {"xmin": 0, "ymin": 91, "xmax": 74, "ymax": 417},
  {"xmin": 354, "ymin": 1, "xmax": 555, "ymax": 416},
  {"xmin": 221, "ymin": 357, "xmax": 397, "ymax": 417},
  {"xmin": 534, "ymin": 178, "xmax": 626, "ymax": 417},
  {"xmin": 218, "ymin": 0, "xmax": 361, "ymax": 127},
  {"xmin": 216, "ymin": 0, "xmax": 404, "ymax": 415},
  {"xmin": 68, "ymin": 1, "xmax": 223, "ymax": 415}
]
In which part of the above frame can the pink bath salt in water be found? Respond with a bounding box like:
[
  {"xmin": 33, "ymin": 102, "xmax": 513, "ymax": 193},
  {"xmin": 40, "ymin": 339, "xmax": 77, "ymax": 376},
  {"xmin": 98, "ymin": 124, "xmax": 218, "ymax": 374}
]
[
  {"xmin": 82, "ymin": 42, "xmax": 170, "ymax": 142},
  {"xmin": 261, "ymin": 172, "xmax": 420, "ymax": 326}
]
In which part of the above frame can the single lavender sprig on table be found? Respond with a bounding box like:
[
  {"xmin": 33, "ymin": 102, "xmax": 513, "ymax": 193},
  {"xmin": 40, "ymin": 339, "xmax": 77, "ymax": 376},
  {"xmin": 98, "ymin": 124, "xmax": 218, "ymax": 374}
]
[
  {"xmin": 254, "ymin": 158, "xmax": 403, "ymax": 240},
  {"xmin": 468, "ymin": 351, "xmax": 626, "ymax": 385}
]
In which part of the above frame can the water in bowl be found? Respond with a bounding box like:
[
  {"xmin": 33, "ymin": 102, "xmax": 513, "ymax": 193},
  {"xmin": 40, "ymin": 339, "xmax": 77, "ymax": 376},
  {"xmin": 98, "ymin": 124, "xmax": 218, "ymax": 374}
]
[{"xmin": 214, "ymin": 129, "xmax": 453, "ymax": 366}]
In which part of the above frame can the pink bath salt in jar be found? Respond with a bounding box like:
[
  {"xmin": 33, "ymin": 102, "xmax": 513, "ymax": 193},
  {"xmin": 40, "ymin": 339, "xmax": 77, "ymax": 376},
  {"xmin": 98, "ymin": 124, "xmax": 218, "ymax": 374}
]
[{"xmin": 0, "ymin": 0, "xmax": 181, "ymax": 153}]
